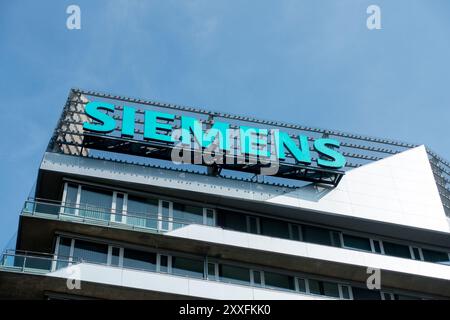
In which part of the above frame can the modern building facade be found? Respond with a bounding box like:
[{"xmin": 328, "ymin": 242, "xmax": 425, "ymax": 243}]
[{"xmin": 0, "ymin": 88, "xmax": 449, "ymax": 300}]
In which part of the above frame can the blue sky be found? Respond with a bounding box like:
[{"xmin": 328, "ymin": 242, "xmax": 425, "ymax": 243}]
[{"xmin": 1, "ymin": 0, "xmax": 449, "ymax": 249}]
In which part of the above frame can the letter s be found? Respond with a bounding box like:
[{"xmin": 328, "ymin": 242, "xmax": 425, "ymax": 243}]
[
  {"xmin": 313, "ymin": 138, "xmax": 346, "ymax": 169},
  {"xmin": 83, "ymin": 101, "xmax": 116, "ymax": 133}
]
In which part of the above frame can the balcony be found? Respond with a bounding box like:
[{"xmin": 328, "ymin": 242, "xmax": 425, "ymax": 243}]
[
  {"xmin": 0, "ymin": 250, "xmax": 329, "ymax": 300},
  {"xmin": 22, "ymin": 199, "xmax": 193, "ymax": 234}
]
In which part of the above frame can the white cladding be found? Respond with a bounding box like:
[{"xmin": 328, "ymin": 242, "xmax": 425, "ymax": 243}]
[
  {"xmin": 40, "ymin": 145, "xmax": 449, "ymax": 233},
  {"xmin": 267, "ymin": 145, "xmax": 449, "ymax": 233},
  {"xmin": 48, "ymin": 263, "xmax": 326, "ymax": 300}
]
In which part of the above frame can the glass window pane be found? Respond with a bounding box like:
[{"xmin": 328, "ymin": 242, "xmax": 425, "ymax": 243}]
[
  {"xmin": 172, "ymin": 256, "xmax": 204, "ymax": 278},
  {"xmin": 173, "ymin": 203, "xmax": 203, "ymax": 229},
  {"xmin": 352, "ymin": 287, "xmax": 382, "ymax": 300},
  {"xmin": 422, "ymin": 249, "xmax": 450, "ymax": 264},
  {"xmin": 159, "ymin": 255, "xmax": 168, "ymax": 273},
  {"xmin": 308, "ymin": 279, "xmax": 321, "ymax": 295},
  {"xmin": 412, "ymin": 247, "xmax": 421, "ymax": 260},
  {"xmin": 264, "ymin": 272, "xmax": 295, "ymax": 291},
  {"xmin": 219, "ymin": 264, "xmax": 250, "ymax": 285},
  {"xmin": 331, "ymin": 231, "xmax": 342, "ymax": 247},
  {"xmin": 115, "ymin": 194, "xmax": 124, "ymax": 222},
  {"xmin": 260, "ymin": 218, "xmax": 289, "ymax": 239},
  {"xmin": 216, "ymin": 210, "xmax": 247, "ymax": 232},
  {"xmin": 56, "ymin": 237, "xmax": 72, "ymax": 269},
  {"xmin": 123, "ymin": 248, "xmax": 156, "ymax": 271},
  {"xmin": 72, "ymin": 240, "xmax": 108, "ymax": 264},
  {"xmin": 64, "ymin": 184, "xmax": 78, "ymax": 214},
  {"xmin": 79, "ymin": 186, "xmax": 112, "ymax": 221},
  {"xmin": 343, "ymin": 234, "xmax": 372, "ymax": 251},
  {"xmin": 341, "ymin": 286, "xmax": 350, "ymax": 299},
  {"xmin": 297, "ymin": 278, "xmax": 306, "ymax": 292},
  {"xmin": 253, "ymin": 271, "xmax": 262, "ymax": 286},
  {"xmin": 302, "ymin": 225, "xmax": 332, "ymax": 246},
  {"xmin": 290, "ymin": 225, "xmax": 300, "ymax": 241},
  {"xmin": 383, "ymin": 242, "xmax": 411, "ymax": 259},
  {"xmin": 161, "ymin": 201, "xmax": 170, "ymax": 230},
  {"xmin": 373, "ymin": 240, "xmax": 382, "ymax": 253},
  {"xmin": 394, "ymin": 294, "xmax": 420, "ymax": 300},
  {"xmin": 322, "ymin": 282, "xmax": 340, "ymax": 298},
  {"xmin": 208, "ymin": 263, "xmax": 216, "ymax": 279},
  {"xmin": 247, "ymin": 217, "xmax": 259, "ymax": 234},
  {"xmin": 126, "ymin": 195, "xmax": 158, "ymax": 229},
  {"xmin": 206, "ymin": 209, "xmax": 215, "ymax": 226},
  {"xmin": 111, "ymin": 247, "xmax": 120, "ymax": 266}
]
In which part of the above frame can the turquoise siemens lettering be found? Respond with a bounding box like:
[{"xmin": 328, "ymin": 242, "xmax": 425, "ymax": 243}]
[{"xmin": 82, "ymin": 101, "xmax": 346, "ymax": 170}]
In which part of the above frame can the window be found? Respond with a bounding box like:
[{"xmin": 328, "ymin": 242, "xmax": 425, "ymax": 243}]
[
  {"xmin": 264, "ymin": 272, "xmax": 295, "ymax": 291},
  {"xmin": 114, "ymin": 193, "xmax": 124, "ymax": 223},
  {"xmin": 207, "ymin": 263, "xmax": 216, "ymax": 280},
  {"xmin": 422, "ymin": 249, "xmax": 450, "ymax": 264},
  {"xmin": 252, "ymin": 270, "xmax": 262, "ymax": 287},
  {"xmin": 308, "ymin": 279, "xmax": 339, "ymax": 298},
  {"xmin": 123, "ymin": 248, "xmax": 156, "ymax": 271},
  {"xmin": 394, "ymin": 294, "xmax": 421, "ymax": 300},
  {"xmin": 56, "ymin": 237, "xmax": 72, "ymax": 269},
  {"xmin": 217, "ymin": 210, "xmax": 247, "ymax": 232},
  {"xmin": 160, "ymin": 201, "xmax": 171, "ymax": 231},
  {"xmin": 64, "ymin": 184, "xmax": 78, "ymax": 214},
  {"xmin": 297, "ymin": 278, "xmax": 306, "ymax": 293},
  {"xmin": 412, "ymin": 247, "xmax": 421, "ymax": 260},
  {"xmin": 247, "ymin": 216, "xmax": 259, "ymax": 234},
  {"xmin": 343, "ymin": 234, "xmax": 372, "ymax": 252},
  {"xmin": 73, "ymin": 239, "xmax": 108, "ymax": 264},
  {"xmin": 159, "ymin": 255, "xmax": 169, "ymax": 273},
  {"xmin": 126, "ymin": 195, "xmax": 158, "ymax": 229},
  {"xmin": 289, "ymin": 224, "xmax": 301, "ymax": 241},
  {"xmin": 110, "ymin": 247, "xmax": 120, "ymax": 266},
  {"xmin": 173, "ymin": 203, "xmax": 203, "ymax": 229},
  {"xmin": 383, "ymin": 241, "xmax": 411, "ymax": 259},
  {"xmin": 205, "ymin": 209, "xmax": 215, "ymax": 226},
  {"xmin": 302, "ymin": 225, "xmax": 332, "ymax": 246},
  {"xmin": 78, "ymin": 186, "xmax": 113, "ymax": 220},
  {"xmin": 352, "ymin": 287, "xmax": 381, "ymax": 300},
  {"xmin": 172, "ymin": 256, "xmax": 204, "ymax": 278},
  {"xmin": 260, "ymin": 218, "xmax": 289, "ymax": 239},
  {"xmin": 330, "ymin": 231, "xmax": 342, "ymax": 247},
  {"xmin": 341, "ymin": 285, "xmax": 351, "ymax": 299},
  {"xmin": 218, "ymin": 264, "xmax": 250, "ymax": 285},
  {"xmin": 381, "ymin": 292, "xmax": 394, "ymax": 300},
  {"xmin": 372, "ymin": 240, "xmax": 383, "ymax": 253}
]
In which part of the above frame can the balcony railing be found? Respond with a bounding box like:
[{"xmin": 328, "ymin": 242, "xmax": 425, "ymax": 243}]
[
  {"xmin": 0, "ymin": 249, "xmax": 340, "ymax": 299},
  {"xmin": 0, "ymin": 249, "xmax": 77, "ymax": 274},
  {"xmin": 22, "ymin": 199, "xmax": 197, "ymax": 233}
]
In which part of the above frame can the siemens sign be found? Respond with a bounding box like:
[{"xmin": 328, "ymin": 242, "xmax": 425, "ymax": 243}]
[{"xmin": 82, "ymin": 101, "xmax": 346, "ymax": 177}]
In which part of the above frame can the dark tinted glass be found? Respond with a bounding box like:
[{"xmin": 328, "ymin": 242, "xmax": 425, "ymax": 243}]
[
  {"xmin": 352, "ymin": 287, "xmax": 381, "ymax": 300},
  {"xmin": 73, "ymin": 240, "xmax": 108, "ymax": 264},
  {"xmin": 64, "ymin": 184, "xmax": 78, "ymax": 214},
  {"xmin": 264, "ymin": 272, "xmax": 295, "ymax": 291},
  {"xmin": 172, "ymin": 256, "xmax": 204, "ymax": 278},
  {"xmin": 126, "ymin": 195, "xmax": 158, "ymax": 229},
  {"xmin": 260, "ymin": 218, "xmax": 289, "ymax": 239},
  {"xmin": 123, "ymin": 249, "xmax": 156, "ymax": 271},
  {"xmin": 343, "ymin": 234, "xmax": 372, "ymax": 251},
  {"xmin": 422, "ymin": 249, "xmax": 449, "ymax": 264},
  {"xmin": 217, "ymin": 210, "xmax": 247, "ymax": 232},
  {"xmin": 219, "ymin": 264, "xmax": 250, "ymax": 285},
  {"xmin": 302, "ymin": 225, "xmax": 332, "ymax": 246},
  {"xmin": 383, "ymin": 242, "xmax": 411, "ymax": 259}
]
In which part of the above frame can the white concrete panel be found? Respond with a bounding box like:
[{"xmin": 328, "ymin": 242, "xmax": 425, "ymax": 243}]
[
  {"xmin": 167, "ymin": 224, "xmax": 450, "ymax": 281},
  {"xmin": 46, "ymin": 263, "xmax": 329, "ymax": 300}
]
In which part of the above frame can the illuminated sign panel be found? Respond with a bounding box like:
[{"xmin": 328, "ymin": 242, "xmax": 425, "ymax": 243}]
[{"xmin": 81, "ymin": 101, "xmax": 346, "ymax": 185}]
